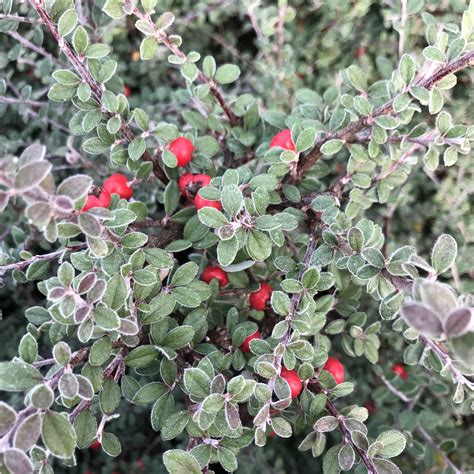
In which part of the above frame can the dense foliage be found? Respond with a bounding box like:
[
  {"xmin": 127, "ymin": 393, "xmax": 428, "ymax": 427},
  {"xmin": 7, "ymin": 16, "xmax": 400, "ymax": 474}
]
[{"xmin": 0, "ymin": 0, "xmax": 473, "ymax": 473}]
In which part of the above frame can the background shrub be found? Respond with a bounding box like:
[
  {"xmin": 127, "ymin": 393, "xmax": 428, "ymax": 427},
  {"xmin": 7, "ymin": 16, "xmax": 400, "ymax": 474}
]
[{"xmin": 0, "ymin": 1, "xmax": 473, "ymax": 473}]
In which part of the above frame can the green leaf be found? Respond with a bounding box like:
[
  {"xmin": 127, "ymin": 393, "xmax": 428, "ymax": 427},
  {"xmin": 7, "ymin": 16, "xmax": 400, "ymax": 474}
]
[
  {"xmin": 102, "ymin": 0, "xmax": 126, "ymax": 19},
  {"xmin": 246, "ymin": 230, "xmax": 272, "ymax": 261},
  {"xmin": 203, "ymin": 56, "xmax": 216, "ymax": 78},
  {"xmin": 376, "ymin": 430, "xmax": 406, "ymax": 458},
  {"xmin": 0, "ymin": 402, "xmax": 16, "ymax": 436},
  {"xmin": 19, "ymin": 334, "xmax": 38, "ymax": 364},
  {"xmin": 15, "ymin": 161, "xmax": 52, "ymax": 191},
  {"xmin": 128, "ymin": 137, "xmax": 146, "ymax": 161},
  {"xmin": 431, "ymin": 234, "xmax": 457, "ymax": 274},
  {"xmin": 217, "ymin": 446, "xmax": 238, "ymax": 472},
  {"xmin": 102, "ymin": 431, "xmax": 121, "ymax": 457},
  {"xmin": 140, "ymin": 36, "xmax": 158, "ymax": 60},
  {"xmin": 0, "ymin": 362, "xmax": 42, "ymax": 392},
  {"xmin": 215, "ymin": 64, "xmax": 240, "ymax": 84},
  {"xmin": 221, "ymin": 185, "xmax": 243, "ymax": 216},
  {"xmin": 73, "ymin": 26, "xmax": 89, "ymax": 54},
  {"xmin": 198, "ymin": 207, "xmax": 228, "ymax": 228},
  {"xmin": 374, "ymin": 115, "xmax": 399, "ymax": 130},
  {"xmin": 271, "ymin": 291, "xmax": 291, "ymax": 316},
  {"xmin": 183, "ymin": 368, "xmax": 211, "ymax": 398},
  {"xmin": 347, "ymin": 65, "xmax": 367, "ymax": 91},
  {"xmin": 321, "ymin": 139, "xmax": 343, "ymax": 155},
  {"xmin": 100, "ymin": 379, "xmax": 121, "ymax": 415},
  {"xmin": 41, "ymin": 411, "xmax": 77, "ymax": 458},
  {"xmin": 161, "ymin": 411, "xmax": 191, "ymax": 441},
  {"xmin": 125, "ymin": 346, "xmax": 157, "ymax": 368},
  {"xmin": 162, "ymin": 326, "xmax": 195, "ymax": 349},
  {"xmin": 74, "ymin": 410, "xmax": 97, "ymax": 449},
  {"xmin": 218, "ymin": 237, "xmax": 239, "ymax": 267},
  {"xmin": 163, "ymin": 449, "xmax": 201, "ymax": 474},
  {"xmin": 93, "ymin": 306, "xmax": 120, "ymax": 331},
  {"xmin": 58, "ymin": 9, "xmax": 78, "ymax": 37},
  {"xmin": 423, "ymin": 46, "xmax": 445, "ymax": 63},
  {"xmin": 171, "ymin": 263, "xmax": 199, "ymax": 287}
]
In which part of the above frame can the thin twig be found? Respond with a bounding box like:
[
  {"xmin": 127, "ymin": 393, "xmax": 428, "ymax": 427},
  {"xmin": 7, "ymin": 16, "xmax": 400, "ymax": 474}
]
[
  {"xmin": 324, "ymin": 395, "xmax": 378, "ymax": 473},
  {"xmin": 5, "ymin": 30, "xmax": 62, "ymax": 65},
  {"xmin": 0, "ymin": 348, "xmax": 89, "ymax": 452},
  {"xmin": 420, "ymin": 336, "xmax": 474, "ymax": 391},
  {"xmin": 0, "ymin": 243, "xmax": 87, "ymax": 276},
  {"xmin": 295, "ymin": 50, "xmax": 474, "ymax": 182},
  {"xmin": 28, "ymin": 0, "xmax": 169, "ymax": 183},
  {"xmin": 274, "ymin": 3, "xmax": 287, "ymax": 69},
  {"xmin": 131, "ymin": 6, "xmax": 239, "ymax": 127},
  {"xmin": 398, "ymin": 0, "xmax": 408, "ymax": 59},
  {"xmin": 0, "ymin": 96, "xmax": 47, "ymax": 108},
  {"xmin": 0, "ymin": 14, "xmax": 39, "ymax": 23},
  {"xmin": 416, "ymin": 426, "xmax": 462, "ymax": 474},
  {"xmin": 380, "ymin": 374, "xmax": 411, "ymax": 403}
]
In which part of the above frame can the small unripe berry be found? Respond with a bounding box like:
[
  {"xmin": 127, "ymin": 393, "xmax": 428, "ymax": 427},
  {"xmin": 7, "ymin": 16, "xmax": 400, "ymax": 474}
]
[
  {"xmin": 168, "ymin": 137, "xmax": 195, "ymax": 167},
  {"xmin": 82, "ymin": 190, "xmax": 111, "ymax": 212},
  {"xmin": 280, "ymin": 365, "xmax": 302, "ymax": 398},
  {"xmin": 200, "ymin": 266, "xmax": 229, "ymax": 287},
  {"xmin": 392, "ymin": 363, "xmax": 409, "ymax": 380},
  {"xmin": 195, "ymin": 192, "xmax": 222, "ymax": 210},
  {"xmin": 103, "ymin": 173, "xmax": 133, "ymax": 200},
  {"xmin": 249, "ymin": 282, "xmax": 273, "ymax": 311},
  {"xmin": 241, "ymin": 330, "xmax": 261, "ymax": 353},
  {"xmin": 269, "ymin": 129, "xmax": 296, "ymax": 151},
  {"xmin": 323, "ymin": 356, "xmax": 345, "ymax": 384}
]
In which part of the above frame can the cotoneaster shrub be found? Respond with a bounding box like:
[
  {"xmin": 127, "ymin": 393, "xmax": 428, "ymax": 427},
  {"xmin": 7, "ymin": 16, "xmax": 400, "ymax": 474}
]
[{"xmin": 0, "ymin": 1, "xmax": 473, "ymax": 473}]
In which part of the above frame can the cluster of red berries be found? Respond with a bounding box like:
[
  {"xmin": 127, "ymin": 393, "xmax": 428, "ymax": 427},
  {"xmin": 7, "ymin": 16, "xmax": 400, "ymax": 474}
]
[
  {"xmin": 169, "ymin": 136, "xmax": 222, "ymax": 210},
  {"xmin": 82, "ymin": 173, "xmax": 133, "ymax": 212}
]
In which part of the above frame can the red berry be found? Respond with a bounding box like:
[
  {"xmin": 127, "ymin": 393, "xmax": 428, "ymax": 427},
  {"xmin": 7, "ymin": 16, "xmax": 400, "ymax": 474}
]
[
  {"xmin": 168, "ymin": 137, "xmax": 195, "ymax": 167},
  {"xmin": 82, "ymin": 190, "xmax": 111, "ymax": 212},
  {"xmin": 179, "ymin": 173, "xmax": 212, "ymax": 199},
  {"xmin": 200, "ymin": 266, "xmax": 229, "ymax": 287},
  {"xmin": 280, "ymin": 366, "xmax": 302, "ymax": 398},
  {"xmin": 323, "ymin": 357, "xmax": 345, "ymax": 384},
  {"xmin": 90, "ymin": 439, "xmax": 101, "ymax": 450},
  {"xmin": 123, "ymin": 85, "xmax": 132, "ymax": 97},
  {"xmin": 249, "ymin": 282, "xmax": 273, "ymax": 311},
  {"xmin": 178, "ymin": 173, "xmax": 194, "ymax": 196},
  {"xmin": 392, "ymin": 363, "xmax": 409, "ymax": 380},
  {"xmin": 269, "ymin": 431, "xmax": 277, "ymax": 438},
  {"xmin": 103, "ymin": 173, "xmax": 133, "ymax": 200},
  {"xmin": 241, "ymin": 330, "xmax": 262, "ymax": 353},
  {"xmin": 195, "ymin": 192, "xmax": 222, "ymax": 210},
  {"xmin": 364, "ymin": 399, "xmax": 377, "ymax": 414},
  {"xmin": 269, "ymin": 129, "xmax": 296, "ymax": 151}
]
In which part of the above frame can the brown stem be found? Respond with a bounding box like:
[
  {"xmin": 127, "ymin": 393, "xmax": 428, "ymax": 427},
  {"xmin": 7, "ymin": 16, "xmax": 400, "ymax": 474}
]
[
  {"xmin": 5, "ymin": 30, "xmax": 63, "ymax": 65},
  {"xmin": 0, "ymin": 348, "xmax": 89, "ymax": 451},
  {"xmin": 0, "ymin": 14, "xmax": 39, "ymax": 23},
  {"xmin": 295, "ymin": 50, "xmax": 474, "ymax": 182},
  {"xmin": 0, "ymin": 96, "xmax": 47, "ymax": 108},
  {"xmin": 131, "ymin": 7, "xmax": 239, "ymax": 127},
  {"xmin": 0, "ymin": 243, "xmax": 87, "ymax": 276},
  {"xmin": 416, "ymin": 426, "xmax": 462, "ymax": 474},
  {"xmin": 420, "ymin": 336, "xmax": 474, "ymax": 391},
  {"xmin": 28, "ymin": 0, "xmax": 169, "ymax": 183},
  {"xmin": 324, "ymin": 396, "xmax": 378, "ymax": 473}
]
